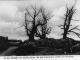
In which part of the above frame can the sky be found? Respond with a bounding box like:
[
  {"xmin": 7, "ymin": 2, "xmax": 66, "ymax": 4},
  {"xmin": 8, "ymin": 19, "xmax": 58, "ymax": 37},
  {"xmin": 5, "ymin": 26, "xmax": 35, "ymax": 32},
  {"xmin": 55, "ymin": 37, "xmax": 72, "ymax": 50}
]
[{"xmin": 0, "ymin": 0, "xmax": 80, "ymax": 41}]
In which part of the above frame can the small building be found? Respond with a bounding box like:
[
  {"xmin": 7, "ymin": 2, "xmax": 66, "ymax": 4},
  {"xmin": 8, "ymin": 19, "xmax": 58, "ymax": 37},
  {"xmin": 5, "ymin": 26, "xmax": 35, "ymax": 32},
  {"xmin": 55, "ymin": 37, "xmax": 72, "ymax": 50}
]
[{"xmin": 0, "ymin": 36, "xmax": 8, "ymax": 43}]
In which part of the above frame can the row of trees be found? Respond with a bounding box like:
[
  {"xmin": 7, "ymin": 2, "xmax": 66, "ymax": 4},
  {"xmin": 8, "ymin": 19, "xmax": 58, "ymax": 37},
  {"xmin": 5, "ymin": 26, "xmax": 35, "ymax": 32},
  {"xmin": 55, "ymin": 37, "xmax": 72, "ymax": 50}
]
[{"xmin": 22, "ymin": 3, "xmax": 80, "ymax": 41}]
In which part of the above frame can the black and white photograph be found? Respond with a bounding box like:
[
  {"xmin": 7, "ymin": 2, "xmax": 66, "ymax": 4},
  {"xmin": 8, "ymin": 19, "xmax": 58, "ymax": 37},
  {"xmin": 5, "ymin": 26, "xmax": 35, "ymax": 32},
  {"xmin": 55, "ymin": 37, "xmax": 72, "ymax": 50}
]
[{"xmin": 0, "ymin": 0, "xmax": 80, "ymax": 56}]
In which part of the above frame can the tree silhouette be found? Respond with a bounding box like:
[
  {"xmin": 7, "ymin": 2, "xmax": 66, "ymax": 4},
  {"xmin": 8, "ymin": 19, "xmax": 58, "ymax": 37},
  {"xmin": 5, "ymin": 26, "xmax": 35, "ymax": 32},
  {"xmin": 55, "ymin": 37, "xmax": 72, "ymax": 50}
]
[
  {"xmin": 35, "ymin": 7, "xmax": 52, "ymax": 39},
  {"xmin": 59, "ymin": 4, "xmax": 80, "ymax": 40},
  {"xmin": 23, "ymin": 6, "xmax": 52, "ymax": 41},
  {"xmin": 24, "ymin": 6, "xmax": 41, "ymax": 41}
]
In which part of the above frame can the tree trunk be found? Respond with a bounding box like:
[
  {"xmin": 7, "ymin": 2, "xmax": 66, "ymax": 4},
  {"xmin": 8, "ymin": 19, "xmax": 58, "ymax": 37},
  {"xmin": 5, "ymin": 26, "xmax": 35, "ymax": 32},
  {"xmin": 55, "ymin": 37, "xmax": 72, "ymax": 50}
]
[
  {"xmin": 63, "ymin": 30, "xmax": 67, "ymax": 39},
  {"xmin": 29, "ymin": 33, "xmax": 35, "ymax": 41},
  {"xmin": 40, "ymin": 34, "xmax": 46, "ymax": 39},
  {"xmin": 28, "ymin": 26, "xmax": 36, "ymax": 41},
  {"xmin": 63, "ymin": 34, "xmax": 67, "ymax": 39}
]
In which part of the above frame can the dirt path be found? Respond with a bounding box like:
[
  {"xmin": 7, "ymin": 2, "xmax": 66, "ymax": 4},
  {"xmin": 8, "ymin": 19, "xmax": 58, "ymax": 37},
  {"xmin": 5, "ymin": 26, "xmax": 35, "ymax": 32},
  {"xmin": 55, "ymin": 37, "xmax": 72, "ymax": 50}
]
[{"xmin": 0, "ymin": 47, "xmax": 18, "ymax": 56}]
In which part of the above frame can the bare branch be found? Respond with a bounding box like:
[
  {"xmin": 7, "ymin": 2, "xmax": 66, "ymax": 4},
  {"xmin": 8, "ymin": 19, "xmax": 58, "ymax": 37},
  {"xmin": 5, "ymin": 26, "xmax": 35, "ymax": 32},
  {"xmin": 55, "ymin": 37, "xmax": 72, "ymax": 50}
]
[
  {"xmin": 36, "ymin": 9, "xmax": 41, "ymax": 16},
  {"xmin": 72, "ymin": 19, "xmax": 80, "ymax": 21},
  {"xmin": 68, "ymin": 30, "xmax": 80, "ymax": 38},
  {"xmin": 58, "ymin": 25, "xmax": 72, "ymax": 27},
  {"xmin": 25, "ymin": 8, "xmax": 34, "ymax": 19},
  {"xmin": 46, "ymin": 27, "xmax": 52, "ymax": 34},
  {"xmin": 31, "ymin": 6, "xmax": 41, "ymax": 17},
  {"xmin": 76, "ymin": 28, "xmax": 80, "ymax": 31},
  {"xmin": 58, "ymin": 25, "xmax": 64, "ymax": 27},
  {"xmin": 68, "ymin": 26, "xmax": 78, "ymax": 31}
]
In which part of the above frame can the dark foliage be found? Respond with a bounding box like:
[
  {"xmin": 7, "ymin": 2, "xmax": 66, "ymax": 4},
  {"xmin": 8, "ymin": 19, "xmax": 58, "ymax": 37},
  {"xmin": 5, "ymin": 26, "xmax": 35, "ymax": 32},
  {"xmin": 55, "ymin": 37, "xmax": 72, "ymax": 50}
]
[{"xmin": 11, "ymin": 37, "xmax": 80, "ymax": 55}]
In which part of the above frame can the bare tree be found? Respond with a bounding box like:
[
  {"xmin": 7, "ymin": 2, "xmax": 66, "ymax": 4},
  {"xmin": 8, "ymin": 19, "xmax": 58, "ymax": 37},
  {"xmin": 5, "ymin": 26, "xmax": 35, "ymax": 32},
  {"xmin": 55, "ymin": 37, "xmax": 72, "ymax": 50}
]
[
  {"xmin": 59, "ymin": 4, "xmax": 80, "ymax": 40},
  {"xmin": 24, "ymin": 6, "xmax": 42, "ymax": 41},
  {"xmin": 23, "ymin": 6, "xmax": 52, "ymax": 41},
  {"xmin": 35, "ymin": 7, "xmax": 52, "ymax": 39}
]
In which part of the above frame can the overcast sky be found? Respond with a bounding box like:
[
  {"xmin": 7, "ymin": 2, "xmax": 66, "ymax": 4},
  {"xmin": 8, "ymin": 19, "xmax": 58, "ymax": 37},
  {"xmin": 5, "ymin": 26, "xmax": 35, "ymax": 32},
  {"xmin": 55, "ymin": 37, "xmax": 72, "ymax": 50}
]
[{"xmin": 0, "ymin": 0, "xmax": 80, "ymax": 41}]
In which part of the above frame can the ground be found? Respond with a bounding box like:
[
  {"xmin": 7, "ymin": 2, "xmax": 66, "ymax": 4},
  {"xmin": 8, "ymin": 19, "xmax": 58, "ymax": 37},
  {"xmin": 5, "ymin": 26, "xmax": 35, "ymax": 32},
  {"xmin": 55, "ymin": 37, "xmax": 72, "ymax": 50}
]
[{"xmin": 0, "ymin": 38, "xmax": 80, "ymax": 56}]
